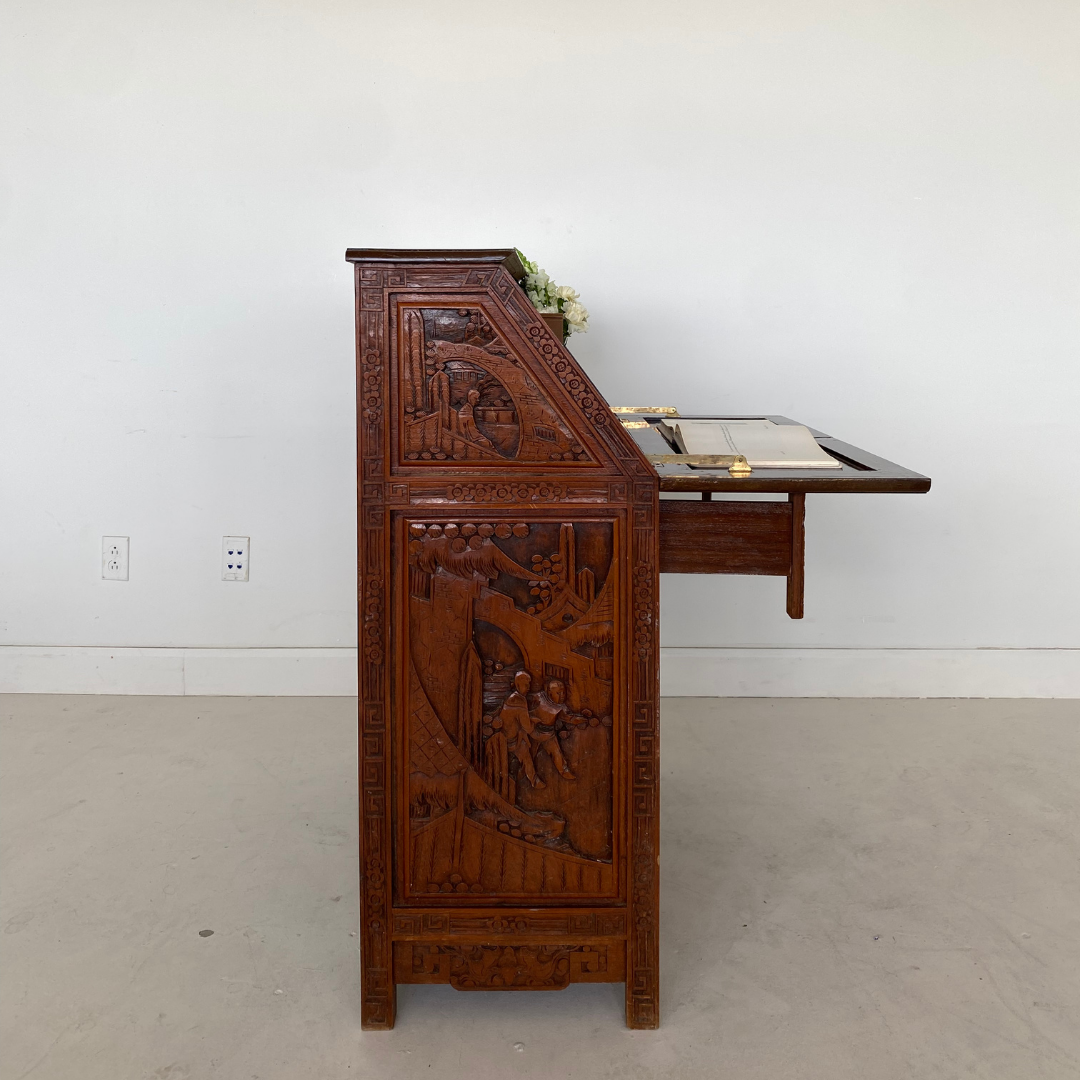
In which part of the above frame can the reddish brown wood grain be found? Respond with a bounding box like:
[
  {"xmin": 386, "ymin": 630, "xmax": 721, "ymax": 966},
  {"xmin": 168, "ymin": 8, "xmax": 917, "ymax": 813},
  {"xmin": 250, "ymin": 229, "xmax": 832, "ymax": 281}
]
[
  {"xmin": 658, "ymin": 496, "xmax": 807, "ymax": 619},
  {"xmin": 659, "ymin": 500, "xmax": 793, "ymax": 575},
  {"xmin": 540, "ymin": 312, "xmax": 566, "ymax": 341},
  {"xmin": 786, "ymin": 493, "xmax": 805, "ymax": 619},
  {"xmin": 351, "ymin": 249, "xmax": 660, "ymax": 1030},
  {"xmin": 353, "ymin": 259, "xmax": 930, "ymax": 1030}
]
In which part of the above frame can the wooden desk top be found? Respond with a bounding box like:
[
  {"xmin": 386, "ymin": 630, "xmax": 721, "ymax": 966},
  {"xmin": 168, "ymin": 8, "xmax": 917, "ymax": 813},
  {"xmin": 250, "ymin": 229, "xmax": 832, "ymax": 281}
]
[{"xmin": 620, "ymin": 414, "xmax": 931, "ymax": 495}]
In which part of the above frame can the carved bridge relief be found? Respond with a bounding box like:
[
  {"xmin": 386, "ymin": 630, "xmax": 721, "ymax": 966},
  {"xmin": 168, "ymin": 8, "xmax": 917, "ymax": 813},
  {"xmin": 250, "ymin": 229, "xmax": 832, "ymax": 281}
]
[
  {"xmin": 398, "ymin": 307, "xmax": 592, "ymax": 465},
  {"xmin": 406, "ymin": 518, "xmax": 617, "ymax": 898}
]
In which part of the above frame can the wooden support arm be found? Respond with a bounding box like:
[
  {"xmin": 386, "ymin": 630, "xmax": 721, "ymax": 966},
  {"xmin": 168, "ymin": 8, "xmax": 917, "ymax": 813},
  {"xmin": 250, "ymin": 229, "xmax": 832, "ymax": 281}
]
[
  {"xmin": 658, "ymin": 493, "xmax": 806, "ymax": 619},
  {"xmin": 786, "ymin": 493, "xmax": 805, "ymax": 620}
]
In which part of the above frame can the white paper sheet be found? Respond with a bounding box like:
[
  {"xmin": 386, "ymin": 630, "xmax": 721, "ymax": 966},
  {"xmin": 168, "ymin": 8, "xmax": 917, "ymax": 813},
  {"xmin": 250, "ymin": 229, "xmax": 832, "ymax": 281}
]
[{"xmin": 660, "ymin": 419, "xmax": 841, "ymax": 469}]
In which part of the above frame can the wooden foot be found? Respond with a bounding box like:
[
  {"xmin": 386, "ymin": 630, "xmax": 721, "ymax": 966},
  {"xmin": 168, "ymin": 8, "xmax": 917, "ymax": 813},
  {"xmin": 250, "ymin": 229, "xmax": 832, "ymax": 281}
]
[
  {"xmin": 626, "ymin": 950, "xmax": 660, "ymax": 1028},
  {"xmin": 360, "ymin": 981, "xmax": 396, "ymax": 1030}
]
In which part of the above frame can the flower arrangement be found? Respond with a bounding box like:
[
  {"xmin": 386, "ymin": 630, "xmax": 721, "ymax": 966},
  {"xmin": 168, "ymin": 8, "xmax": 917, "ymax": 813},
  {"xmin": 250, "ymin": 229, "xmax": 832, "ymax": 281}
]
[{"xmin": 517, "ymin": 251, "xmax": 589, "ymax": 340}]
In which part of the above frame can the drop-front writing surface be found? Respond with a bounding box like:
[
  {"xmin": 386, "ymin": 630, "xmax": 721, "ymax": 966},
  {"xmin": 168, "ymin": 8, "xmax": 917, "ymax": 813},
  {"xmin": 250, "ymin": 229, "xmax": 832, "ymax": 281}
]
[{"xmin": 351, "ymin": 249, "xmax": 660, "ymax": 1030}]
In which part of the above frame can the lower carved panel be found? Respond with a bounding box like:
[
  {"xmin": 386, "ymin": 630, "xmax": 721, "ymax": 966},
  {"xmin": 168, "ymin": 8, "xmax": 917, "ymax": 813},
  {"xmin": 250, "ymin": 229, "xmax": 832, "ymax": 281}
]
[
  {"xmin": 404, "ymin": 517, "xmax": 619, "ymax": 901},
  {"xmin": 394, "ymin": 942, "xmax": 624, "ymax": 988}
]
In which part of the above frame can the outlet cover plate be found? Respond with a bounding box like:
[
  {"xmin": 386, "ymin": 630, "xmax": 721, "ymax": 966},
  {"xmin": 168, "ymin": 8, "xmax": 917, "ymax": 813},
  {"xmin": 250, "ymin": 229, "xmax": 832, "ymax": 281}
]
[
  {"xmin": 222, "ymin": 536, "xmax": 249, "ymax": 581},
  {"xmin": 102, "ymin": 536, "xmax": 129, "ymax": 580}
]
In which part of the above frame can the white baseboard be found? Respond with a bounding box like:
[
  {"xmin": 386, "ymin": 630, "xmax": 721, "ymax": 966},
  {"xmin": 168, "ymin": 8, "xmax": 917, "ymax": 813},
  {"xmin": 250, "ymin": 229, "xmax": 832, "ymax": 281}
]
[
  {"xmin": 660, "ymin": 647, "xmax": 1080, "ymax": 698},
  {"xmin": 0, "ymin": 648, "xmax": 358, "ymax": 696},
  {"xmin": 1, "ymin": 646, "xmax": 1077, "ymax": 698}
]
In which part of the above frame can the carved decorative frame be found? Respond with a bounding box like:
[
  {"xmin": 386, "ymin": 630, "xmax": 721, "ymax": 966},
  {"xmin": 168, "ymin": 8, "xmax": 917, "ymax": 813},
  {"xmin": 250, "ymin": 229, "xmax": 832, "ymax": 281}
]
[{"xmin": 351, "ymin": 251, "xmax": 659, "ymax": 1029}]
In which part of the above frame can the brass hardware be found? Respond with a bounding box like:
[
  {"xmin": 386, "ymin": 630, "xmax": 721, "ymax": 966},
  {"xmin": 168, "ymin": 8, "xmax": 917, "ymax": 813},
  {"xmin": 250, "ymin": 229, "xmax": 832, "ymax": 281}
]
[
  {"xmin": 646, "ymin": 453, "xmax": 752, "ymax": 477},
  {"xmin": 620, "ymin": 420, "xmax": 650, "ymax": 429},
  {"xmin": 610, "ymin": 406, "xmax": 680, "ymax": 415}
]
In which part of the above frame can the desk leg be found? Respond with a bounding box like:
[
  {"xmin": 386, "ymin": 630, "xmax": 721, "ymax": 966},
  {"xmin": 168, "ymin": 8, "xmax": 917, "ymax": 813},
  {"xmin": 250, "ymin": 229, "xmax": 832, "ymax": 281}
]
[{"xmin": 786, "ymin": 493, "xmax": 805, "ymax": 620}]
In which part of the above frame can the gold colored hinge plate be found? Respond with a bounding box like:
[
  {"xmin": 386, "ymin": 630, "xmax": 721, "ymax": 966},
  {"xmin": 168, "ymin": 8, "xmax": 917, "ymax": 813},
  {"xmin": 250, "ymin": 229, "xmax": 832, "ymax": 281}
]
[
  {"xmin": 646, "ymin": 453, "xmax": 753, "ymax": 477},
  {"xmin": 610, "ymin": 406, "xmax": 680, "ymax": 415}
]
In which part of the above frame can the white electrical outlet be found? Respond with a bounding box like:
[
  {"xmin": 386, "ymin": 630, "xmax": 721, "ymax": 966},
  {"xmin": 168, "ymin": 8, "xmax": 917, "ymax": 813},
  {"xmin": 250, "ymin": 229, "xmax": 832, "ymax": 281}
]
[
  {"xmin": 222, "ymin": 536, "xmax": 249, "ymax": 581},
  {"xmin": 102, "ymin": 536, "xmax": 129, "ymax": 580}
]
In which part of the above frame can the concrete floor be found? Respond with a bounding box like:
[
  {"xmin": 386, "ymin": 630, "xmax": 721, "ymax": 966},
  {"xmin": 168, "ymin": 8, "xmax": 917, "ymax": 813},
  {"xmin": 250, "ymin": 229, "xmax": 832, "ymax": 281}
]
[{"xmin": 2, "ymin": 697, "xmax": 1078, "ymax": 1080}]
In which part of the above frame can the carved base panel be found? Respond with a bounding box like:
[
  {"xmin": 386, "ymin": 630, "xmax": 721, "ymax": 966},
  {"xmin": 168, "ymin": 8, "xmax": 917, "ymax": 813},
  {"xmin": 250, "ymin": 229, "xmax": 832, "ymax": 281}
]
[{"xmin": 394, "ymin": 941, "xmax": 625, "ymax": 989}]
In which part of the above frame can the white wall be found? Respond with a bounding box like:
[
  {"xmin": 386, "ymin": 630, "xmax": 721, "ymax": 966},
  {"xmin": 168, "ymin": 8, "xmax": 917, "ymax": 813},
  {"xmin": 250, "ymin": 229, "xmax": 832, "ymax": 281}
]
[{"xmin": 2, "ymin": 1, "xmax": 1078, "ymax": 694}]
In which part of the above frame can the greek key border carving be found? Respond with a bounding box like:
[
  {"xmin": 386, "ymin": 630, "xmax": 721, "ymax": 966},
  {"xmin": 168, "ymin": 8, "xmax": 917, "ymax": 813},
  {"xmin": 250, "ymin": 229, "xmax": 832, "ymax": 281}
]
[
  {"xmin": 628, "ymin": 498, "xmax": 660, "ymax": 1028},
  {"xmin": 358, "ymin": 280, "xmax": 393, "ymax": 1029}
]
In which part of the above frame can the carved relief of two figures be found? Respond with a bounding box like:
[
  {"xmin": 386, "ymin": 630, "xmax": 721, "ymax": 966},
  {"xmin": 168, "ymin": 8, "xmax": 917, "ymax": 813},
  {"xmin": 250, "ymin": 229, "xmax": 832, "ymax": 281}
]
[{"xmin": 483, "ymin": 674, "xmax": 587, "ymax": 802}]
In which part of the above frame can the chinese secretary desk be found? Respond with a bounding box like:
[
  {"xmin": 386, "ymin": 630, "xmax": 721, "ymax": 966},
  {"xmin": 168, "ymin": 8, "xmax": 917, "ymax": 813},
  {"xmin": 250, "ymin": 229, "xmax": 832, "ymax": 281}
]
[{"xmin": 348, "ymin": 248, "xmax": 930, "ymax": 1030}]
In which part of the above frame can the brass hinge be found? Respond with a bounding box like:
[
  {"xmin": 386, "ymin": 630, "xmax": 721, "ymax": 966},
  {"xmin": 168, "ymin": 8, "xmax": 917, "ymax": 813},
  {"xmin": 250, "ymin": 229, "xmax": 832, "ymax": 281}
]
[
  {"xmin": 646, "ymin": 453, "xmax": 752, "ymax": 477},
  {"xmin": 610, "ymin": 406, "xmax": 680, "ymax": 415}
]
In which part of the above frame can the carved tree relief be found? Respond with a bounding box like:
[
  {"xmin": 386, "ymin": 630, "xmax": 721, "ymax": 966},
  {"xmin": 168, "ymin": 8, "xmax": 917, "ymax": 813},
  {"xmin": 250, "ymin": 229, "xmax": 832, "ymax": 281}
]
[{"xmin": 406, "ymin": 518, "xmax": 616, "ymax": 897}]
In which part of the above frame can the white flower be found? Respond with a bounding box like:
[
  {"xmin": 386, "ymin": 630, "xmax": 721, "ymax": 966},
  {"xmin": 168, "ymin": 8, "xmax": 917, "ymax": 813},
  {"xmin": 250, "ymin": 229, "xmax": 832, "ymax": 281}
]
[
  {"xmin": 525, "ymin": 267, "xmax": 560, "ymax": 313},
  {"xmin": 564, "ymin": 299, "xmax": 589, "ymax": 334},
  {"xmin": 518, "ymin": 252, "xmax": 588, "ymax": 334},
  {"xmin": 527, "ymin": 278, "xmax": 559, "ymax": 314}
]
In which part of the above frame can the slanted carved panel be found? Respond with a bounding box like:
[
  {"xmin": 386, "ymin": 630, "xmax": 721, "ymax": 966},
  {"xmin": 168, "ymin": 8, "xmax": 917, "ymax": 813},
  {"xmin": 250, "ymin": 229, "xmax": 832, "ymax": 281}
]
[
  {"xmin": 395, "ymin": 303, "xmax": 596, "ymax": 467},
  {"xmin": 401, "ymin": 515, "xmax": 620, "ymax": 900}
]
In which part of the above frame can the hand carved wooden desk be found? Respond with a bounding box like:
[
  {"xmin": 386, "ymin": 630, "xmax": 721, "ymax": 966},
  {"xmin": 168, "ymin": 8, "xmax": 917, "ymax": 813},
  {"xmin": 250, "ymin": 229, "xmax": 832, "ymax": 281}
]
[{"xmin": 349, "ymin": 248, "xmax": 930, "ymax": 1031}]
